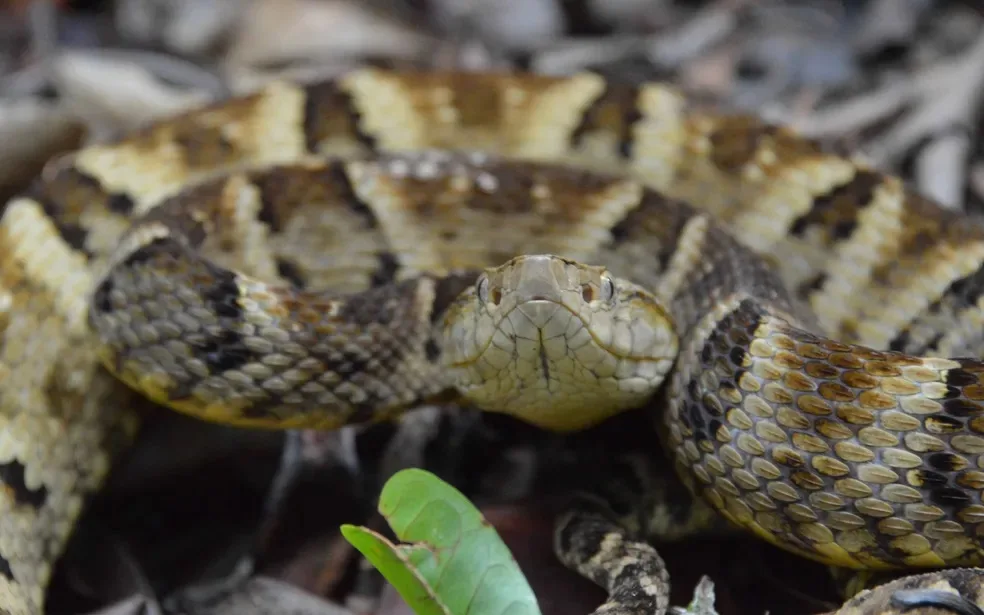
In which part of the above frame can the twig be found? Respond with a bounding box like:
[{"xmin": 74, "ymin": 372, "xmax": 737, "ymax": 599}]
[
  {"xmin": 779, "ymin": 78, "xmax": 914, "ymax": 137},
  {"xmin": 783, "ymin": 28, "xmax": 984, "ymax": 210},
  {"xmin": 646, "ymin": 0, "xmax": 747, "ymax": 68},
  {"xmin": 871, "ymin": 28, "xmax": 984, "ymax": 209},
  {"xmin": 532, "ymin": 0, "xmax": 745, "ymax": 76},
  {"xmin": 912, "ymin": 123, "xmax": 973, "ymax": 211},
  {"xmin": 530, "ymin": 35, "xmax": 642, "ymax": 75}
]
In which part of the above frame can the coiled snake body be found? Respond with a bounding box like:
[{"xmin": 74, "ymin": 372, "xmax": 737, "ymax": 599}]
[{"xmin": 4, "ymin": 68, "xmax": 984, "ymax": 614}]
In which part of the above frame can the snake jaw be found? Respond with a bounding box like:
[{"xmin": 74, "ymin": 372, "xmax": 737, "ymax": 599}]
[{"xmin": 441, "ymin": 254, "xmax": 679, "ymax": 432}]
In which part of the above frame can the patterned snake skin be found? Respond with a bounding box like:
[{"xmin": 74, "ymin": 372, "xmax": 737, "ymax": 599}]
[{"xmin": 5, "ymin": 68, "xmax": 984, "ymax": 614}]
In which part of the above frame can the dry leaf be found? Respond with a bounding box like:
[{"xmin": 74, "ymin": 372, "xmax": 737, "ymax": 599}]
[
  {"xmin": 223, "ymin": 0, "xmax": 434, "ymax": 81},
  {"xmin": 0, "ymin": 99, "xmax": 84, "ymax": 201},
  {"xmin": 50, "ymin": 51, "xmax": 213, "ymax": 141}
]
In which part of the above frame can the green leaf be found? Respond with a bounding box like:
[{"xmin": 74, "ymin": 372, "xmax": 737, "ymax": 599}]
[
  {"xmin": 340, "ymin": 524, "xmax": 450, "ymax": 615},
  {"xmin": 342, "ymin": 468, "xmax": 541, "ymax": 615}
]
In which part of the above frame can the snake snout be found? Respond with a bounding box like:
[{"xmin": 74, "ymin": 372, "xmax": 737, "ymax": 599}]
[
  {"xmin": 516, "ymin": 299, "xmax": 563, "ymax": 329},
  {"xmin": 441, "ymin": 254, "xmax": 681, "ymax": 432}
]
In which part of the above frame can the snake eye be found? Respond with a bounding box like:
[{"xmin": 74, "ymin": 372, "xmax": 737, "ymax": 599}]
[
  {"xmin": 600, "ymin": 275, "xmax": 615, "ymax": 302},
  {"xmin": 477, "ymin": 275, "xmax": 502, "ymax": 305},
  {"xmin": 478, "ymin": 275, "xmax": 490, "ymax": 303}
]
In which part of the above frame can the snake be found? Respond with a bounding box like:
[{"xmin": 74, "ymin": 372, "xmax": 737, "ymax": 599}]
[{"xmin": 5, "ymin": 67, "xmax": 984, "ymax": 615}]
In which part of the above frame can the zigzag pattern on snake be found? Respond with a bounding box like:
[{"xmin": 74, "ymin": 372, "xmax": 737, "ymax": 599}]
[{"xmin": 5, "ymin": 68, "xmax": 984, "ymax": 615}]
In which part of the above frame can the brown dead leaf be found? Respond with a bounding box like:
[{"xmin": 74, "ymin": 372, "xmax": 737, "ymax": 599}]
[
  {"xmin": 0, "ymin": 98, "xmax": 84, "ymax": 203},
  {"xmin": 223, "ymin": 0, "xmax": 436, "ymax": 91},
  {"xmin": 50, "ymin": 51, "xmax": 213, "ymax": 141}
]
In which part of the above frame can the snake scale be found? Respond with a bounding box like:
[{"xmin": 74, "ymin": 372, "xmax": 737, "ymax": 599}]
[{"xmin": 4, "ymin": 67, "xmax": 984, "ymax": 614}]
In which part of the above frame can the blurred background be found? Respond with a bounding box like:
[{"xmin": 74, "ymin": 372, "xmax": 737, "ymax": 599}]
[{"xmin": 2, "ymin": 1, "xmax": 982, "ymax": 614}]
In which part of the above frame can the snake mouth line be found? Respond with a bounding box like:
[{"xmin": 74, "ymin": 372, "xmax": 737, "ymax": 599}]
[{"xmin": 447, "ymin": 298, "xmax": 672, "ymax": 368}]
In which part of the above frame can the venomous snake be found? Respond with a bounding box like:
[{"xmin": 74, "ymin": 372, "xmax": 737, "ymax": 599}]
[{"xmin": 5, "ymin": 67, "xmax": 984, "ymax": 614}]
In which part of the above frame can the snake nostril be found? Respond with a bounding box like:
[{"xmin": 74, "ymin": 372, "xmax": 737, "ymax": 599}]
[{"xmin": 491, "ymin": 288, "xmax": 502, "ymax": 305}]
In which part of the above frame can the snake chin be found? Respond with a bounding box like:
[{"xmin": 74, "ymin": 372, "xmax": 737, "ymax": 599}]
[{"xmin": 441, "ymin": 254, "xmax": 679, "ymax": 432}]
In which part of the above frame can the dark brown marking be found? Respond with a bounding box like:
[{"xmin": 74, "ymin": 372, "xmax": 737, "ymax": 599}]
[
  {"xmin": 107, "ymin": 192, "xmax": 135, "ymax": 215},
  {"xmin": 23, "ymin": 167, "xmax": 130, "ymax": 255},
  {"xmin": 708, "ymin": 115, "xmax": 827, "ymax": 176},
  {"xmin": 121, "ymin": 236, "xmax": 179, "ymax": 268},
  {"xmin": 920, "ymin": 332, "xmax": 946, "ymax": 354},
  {"xmin": 256, "ymin": 184, "xmax": 284, "ymax": 233},
  {"xmin": 200, "ymin": 267, "xmax": 243, "ymax": 320},
  {"xmin": 797, "ymin": 273, "xmax": 828, "ymax": 300},
  {"xmin": 887, "ymin": 328, "xmax": 913, "ymax": 353},
  {"xmin": 303, "ymin": 81, "xmax": 377, "ymax": 153},
  {"xmin": 890, "ymin": 260, "xmax": 984, "ymax": 354},
  {"xmin": 337, "ymin": 279, "xmax": 419, "ymax": 327},
  {"xmin": 91, "ymin": 278, "xmax": 114, "ymax": 314},
  {"xmin": 607, "ymin": 193, "xmax": 694, "ymax": 274},
  {"xmin": 706, "ymin": 117, "xmax": 781, "ymax": 174},
  {"xmin": 728, "ymin": 346, "xmax": 747, "ymax": 367},
  {"xmin": 174, "ymin": 125, "xmax": 236, "ymax": 169},
  {"xmin": 948, "ymin": 368, "xmax": 983, "ymax": 387},
  {"xmin": 330, "ymin": 163, "xmax": 380, "ymax": 229},
  {"xmin": 139, "ymin": 191, "xmax": 212, "ymax": 248},
  {"xmin": 608, "ymin": 218, "xmax": 632, "ymax": 243},
  {"xmin": 944, "ymin": 399, "xmax": 984, "ymax": 417},
  {"xmin": 569, "ymin": 82, "xmax": 642, "ymax": 158},
  {"xmin": 276, "ymin": 258, "xmax": 307, "ymax": 289},
  {"xmin": 699, "ymin": 344, "xmax": 713, "ymax": 363},
  {"xmin": 248, "ymin": 163, "xmax": 382, "ymax": 236},
  {"xmin": 912, "ymin": 469, "xmax": 948, "ymax": 487},
  {"xmin": 29, "ymin": 166, "xmax": 104, "ymax": 217},
  {"xmin": 188, "ymin": 329, "xmax": 257, "ymax": 374},
  {"xmin": 928, "ymin": 452, "xmax": 967, "ymax": 472},
  {"xmin": 57, "ymin": 222, "xmax": 89, "ymax": 252},
  {"xmin": 925, "ymin": 415, "xmax": 964, "ymax": 433},
  {"xmin": 930, "ymin": 487, "xmax": 973, "ymax": 508},
  {"xmin": 430, "ymin": 271, "xmax": 481, "ymax": 324},
  {"xmin": 687, "ymin": 401, "xmax": 706, "ymax": 434},
  {"xmin": 788, "ymin": 170, "xmax": 882, "ymax": 240},
  {"xmin": 370, "ymin": 252, "xmax": 401, "ymax": 287},
  {"xmin": 0, "ymin": 460, "xmax": 48, "ymax": 509},
  {"xmin": 425, "ymin": 338, "xmax": 441, "ymax": 362},
  {"xmin": 943, "ymin": 385, "xmax": 964, "ymax": 400},
  {"xmin": 708, "ymin": 418, "xmax": 725, "ymax": 438},
  {"xmin": 943, "ymin": 260, "xmax": 984, "ymax": 310}
]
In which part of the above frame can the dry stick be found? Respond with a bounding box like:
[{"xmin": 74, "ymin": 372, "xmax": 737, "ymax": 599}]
[
  {"xmin": 911, "ymin": 111, "xmax": 973, "ymax": 211},
  {"xmin": 645, "ymin": 0, "xmax": 749, "ymax": 68},
  {"xmin": 883, "ymin": 32, "xmax": 984, "ymax": 210},
  {"xmin": 773, "ymin": 78, "xmax": 915, "ymax": 137},
  {"xmin": 532, "ymin": 35, "xmax": 643, "ymax": 75},
  {"xmin": 788, "ymin": 29, "xmax": 984, "ymax": 210},
  {"xmin": 880, "ymin": 30, "xmax": 984, "ymax": 210},
  {"xmin": 532, "ymin": 0, "xmax": 744, "ymax": 75}
]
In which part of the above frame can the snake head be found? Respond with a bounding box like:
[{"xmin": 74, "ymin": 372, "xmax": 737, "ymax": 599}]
[{"xmin": 440, "ymin": 254, "xmax": 679, "ymax": 432}]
